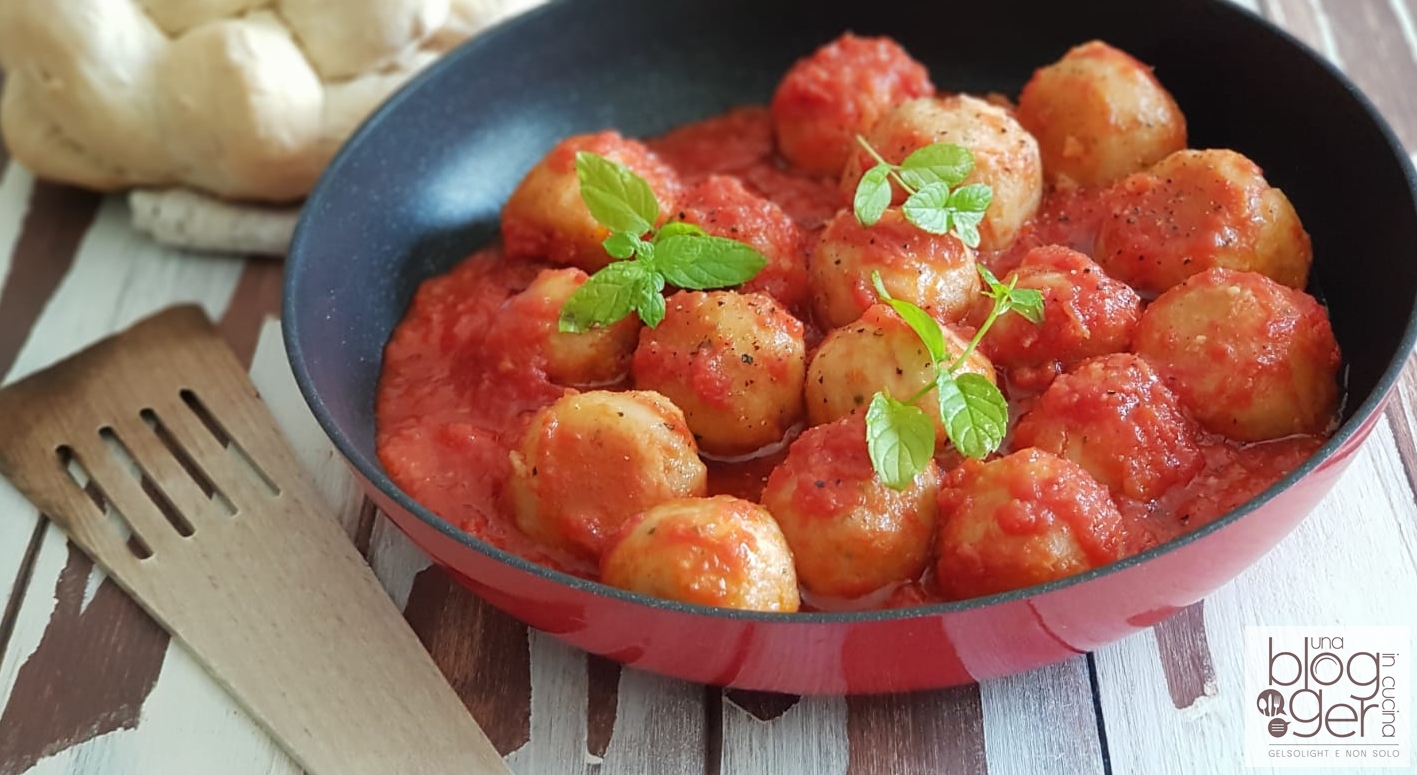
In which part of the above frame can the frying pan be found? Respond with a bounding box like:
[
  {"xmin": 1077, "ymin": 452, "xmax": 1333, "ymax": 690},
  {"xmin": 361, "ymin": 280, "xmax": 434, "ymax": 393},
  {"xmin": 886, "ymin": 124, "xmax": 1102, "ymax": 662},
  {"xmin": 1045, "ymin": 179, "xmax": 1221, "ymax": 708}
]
[{"xmin": 284, "ymin": 0, "xmax": 1417, "ymax": 692}]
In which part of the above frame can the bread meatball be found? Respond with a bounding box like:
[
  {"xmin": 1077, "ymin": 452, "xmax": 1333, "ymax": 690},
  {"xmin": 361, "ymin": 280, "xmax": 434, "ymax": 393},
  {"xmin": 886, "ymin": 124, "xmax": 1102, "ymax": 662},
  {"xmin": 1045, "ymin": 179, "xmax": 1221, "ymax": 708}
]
[
  {"xmin": 840, "ymin": 95, "xmax": 1044, "ymax": 251},
  {"xmin": 501, "ymin": 131, "xmax": 682, "ymax": 272},
  {"xmin": 484, "ymin": 267, "xmax": 640, "ymax": 386},
  {"xmin": 771, "ymin": 33, "xmax": 934, "ymax": 175},
  {"xmin": 508, "ymin": 390, "xmax": 707, "ymax": 559},
  {"xmin": 1133, "ymin": 268, "xmax": 1341, "ymax": 442},
  {"xmin": 975, "ymin": 245, "xmax": 1142, "ymax": 392},
  {"xmin": 760, "ymin": 415, "xmax": 940, "ymax": 599},
  {"xmin": 1094, "ymin": 149, "xmax": 1312, "ymax": 295},
  {"xmin": 1016, "ymin": 41, "xmax": 1187, "ymax": 186},
  {"xmin": 935, "ymin": 448, "xmax": 1125, "ymax": 600},
  {"xmin": 673, "ymin": 175, "xmax": 810, "ymax": 312},
  {"xmin": 806, "ymin": 304, "xmax": 996, "ymax": 445},
  {"xmin": 601, "ymin": 495, "xmax": 800, "ymax": 612},
  {"xmin": 632, "ymin": 291, "xmax": 806, "ymax": 457},
  {"xmin": 1012, "ymin": 353, "xmax": 1205, "ymax": 501},
  {"xmin": 810, "ymin": 208, "xmax": 980, "ymax": 329}
]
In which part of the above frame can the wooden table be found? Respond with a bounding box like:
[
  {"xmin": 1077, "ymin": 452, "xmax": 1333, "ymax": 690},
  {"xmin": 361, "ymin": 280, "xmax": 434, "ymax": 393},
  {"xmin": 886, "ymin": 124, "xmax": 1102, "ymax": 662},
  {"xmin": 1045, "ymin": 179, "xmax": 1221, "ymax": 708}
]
[{"xmin": 1, "ymin": 1, "xmax": 1415, "ymax": 773}]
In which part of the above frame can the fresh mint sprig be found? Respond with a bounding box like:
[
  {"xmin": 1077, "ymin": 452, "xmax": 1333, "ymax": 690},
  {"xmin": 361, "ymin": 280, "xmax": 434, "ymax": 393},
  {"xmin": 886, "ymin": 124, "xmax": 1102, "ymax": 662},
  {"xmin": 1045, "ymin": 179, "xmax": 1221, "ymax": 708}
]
[
  {"xmin": 852, "ymin": 137, "xmax": 993, "ymax": 249},
  {"xmin": 557, "ymin": 152, "xmax": 768, "ymax": 332},
  {"xmin": 864, "ymin": 269, "xmax": 1044, "ymax": 490}
]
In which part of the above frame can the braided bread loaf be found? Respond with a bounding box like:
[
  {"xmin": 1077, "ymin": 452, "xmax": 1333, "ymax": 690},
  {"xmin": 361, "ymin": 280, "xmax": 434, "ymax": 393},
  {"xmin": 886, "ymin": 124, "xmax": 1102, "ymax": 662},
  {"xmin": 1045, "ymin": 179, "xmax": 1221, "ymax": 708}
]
[{"xmin": 0, "ymin": 0, "xmax": 542, "ymax": 203}]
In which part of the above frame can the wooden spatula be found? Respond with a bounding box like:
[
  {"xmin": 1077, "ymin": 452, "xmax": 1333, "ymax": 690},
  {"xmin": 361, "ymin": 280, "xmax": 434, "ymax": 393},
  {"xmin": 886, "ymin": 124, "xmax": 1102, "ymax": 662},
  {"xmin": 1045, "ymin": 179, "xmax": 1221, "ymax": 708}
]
[{"xmin": 0, "ymin": 305, "xmax": 512, "ymax": 775}]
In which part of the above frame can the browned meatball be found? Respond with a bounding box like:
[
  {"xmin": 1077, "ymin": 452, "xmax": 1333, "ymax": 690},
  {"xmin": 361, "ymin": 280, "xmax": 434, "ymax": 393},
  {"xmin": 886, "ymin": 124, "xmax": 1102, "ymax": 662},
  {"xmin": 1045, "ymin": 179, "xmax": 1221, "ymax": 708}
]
[
  {"xmin": 508, "ymin": 390, "xmax": 707, "ymax": 559},
  {"xmin": 975, "ymin": 245, "xmax": 1142, "ymax": 392},
  {"xmin": 502, "ymin": 131, "xmax": 681, "ymax": 271},
  {"xmin": 601, "ymin": 495, "xmax": 800, "ymax": 612},
  {"xmin": 761, "ymin": 415, "xmax": 940, "ymax": 599},
  {"xmin": 1011, "ymin": 353, "xmax": 1205, "ymax": 501},
  {"xmin": 484, "ymin": 267, "xmax": 640, "ymax": 386},
  {"xmin": 632, "ymin": 291, "xmax": 806, "ymax": 457},
  {"xmin": 810, "ymin": 208, "xmax": 980, "ymax": 330},
  {"xmin": 935, "ymin": 448, "xmax": 1125, "ymax": 600},
  {"xmin": 1094, "ymin": 149, "xmax": 1312, "ymax": 295},
  {"xmin": 840, "ymin": 95, "xmax": 1043, "ymax": 251},
  {"xmin": 806, "ymin": 303, "xmax": 996, "ymax": 446},
  {"xmin": 1132, "ymin": 268, "xmax": 1341, "ymax": 442},
  {"xmin": 771, "ymin": 33, "xmax": 934, "ymax": 175},
  {"xmin": 1017, "ymin": 40, "xmax": 1187, "ymax": 186}
]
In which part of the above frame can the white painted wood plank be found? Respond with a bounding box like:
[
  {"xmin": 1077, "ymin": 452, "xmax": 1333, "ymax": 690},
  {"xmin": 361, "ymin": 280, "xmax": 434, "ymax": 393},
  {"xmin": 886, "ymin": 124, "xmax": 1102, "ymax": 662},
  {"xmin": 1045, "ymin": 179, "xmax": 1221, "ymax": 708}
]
[
  {"xmin": 1391, "ymin": 0, "xmax": 1417, "ymax": 65},
  {"xmin": 1094, "ymin": 422, "xmax": 1417, "ymax": 775},
  {"xmin": 982, "ymin": 658, "xmax": 1106, "ymax": 775},
  {"xmin": 0, "ymin": 163, "xmax": 33, "ymax": 286},
  {"xmin": 367, "ymin": 516, "xmax": 431, "ymax": 612},
  {"xmin": 1306, "ymin": 0, "xmax": 1346, "ymax": 66},
  {"xmin": 248, "ymin": 320, "xmax": 364, "ymax": 537},
  {"xmin": 21, "ymin": 642, "xmax": 292, "ymax": 775},
  {"xmin": 504, "ymin": 631, "xmax": 595, "ymax": 775},
  {"xmin": 0, "ymin": 164, "xmax": 40, "ymax": 640},
  {"xmin": 720, "ymin": 696, "xmax": 849, "ymax": 775},
  {"xmin": 597, "ymin": 670, "xmax": 705, "ymax": 775}
]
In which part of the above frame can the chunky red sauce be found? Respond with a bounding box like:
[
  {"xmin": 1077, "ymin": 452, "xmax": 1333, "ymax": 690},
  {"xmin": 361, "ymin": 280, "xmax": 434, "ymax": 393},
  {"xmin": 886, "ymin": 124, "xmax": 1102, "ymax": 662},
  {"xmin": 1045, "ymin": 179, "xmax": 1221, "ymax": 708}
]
[{"xmin": 376, "ymin": 106, "xmax": 1328, "ymax": 605}]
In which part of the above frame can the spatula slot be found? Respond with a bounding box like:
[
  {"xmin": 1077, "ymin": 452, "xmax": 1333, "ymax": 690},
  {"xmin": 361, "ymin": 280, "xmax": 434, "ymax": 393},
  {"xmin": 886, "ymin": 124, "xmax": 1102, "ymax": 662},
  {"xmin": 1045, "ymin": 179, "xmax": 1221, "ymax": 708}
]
[
  {"xmin": 180, "ymin": 389, "xmax": 281, "ymax": 498},
  {"xmin": 98, "ymin": 426, "xmax": 196, "ymax": 538},
  {"xmin": 142, "ymin": 408, "xmax": 237, "ymax": 518},
  {"xmin": 56, "ymin": 445, "xmax": 154, "ymax": 560}
]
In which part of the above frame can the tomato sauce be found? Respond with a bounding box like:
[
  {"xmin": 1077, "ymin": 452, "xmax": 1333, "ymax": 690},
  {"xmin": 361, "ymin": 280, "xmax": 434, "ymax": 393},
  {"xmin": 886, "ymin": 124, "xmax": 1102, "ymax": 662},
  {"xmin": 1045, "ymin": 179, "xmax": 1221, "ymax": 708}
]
[{"xmin": 376, "ymin": 105, "xmax": 1333, "ymax": 606}]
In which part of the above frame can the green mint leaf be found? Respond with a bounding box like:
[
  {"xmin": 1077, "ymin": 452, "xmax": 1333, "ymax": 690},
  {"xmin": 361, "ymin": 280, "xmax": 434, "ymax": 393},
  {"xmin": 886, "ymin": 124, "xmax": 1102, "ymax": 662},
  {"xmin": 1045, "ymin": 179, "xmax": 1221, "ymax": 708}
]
[
  {"xmin": 872, "ymin": 272, "xmax": 946, "ymax": 366},
  {"xmin": 897, "ymin": 144, "xmax": 975, "ymax": 190},
  {"xmin": 936, "ymin": 371, "xmax": 1008, "ymax": 460},
  {"xmin": 558, "ymin": 260, "xmax": 654, "ymax": 333},
  {"xmin": 636, "ymin": 284, "xmax": 667, "ymax": 327},
  {"xmin": 635, "ymin": 237, "xmax": 656, "ymax": 265},
  {"xmin": 901, "ymin": 182, "xmax": 955, "ymax": 236},
  {"xmin": 653, "ymin": 235, "xmax": 767, "ymax": 290},
  {"xmin": 948, "ymin": 183, "xmax": 993, "ymax": 214},
  {"xmin": 865, "ymin": 392, "xmax": 937, "ymax": 491},
  {"xmin": 657, "ymin": 221, "xmax": 706, "ymax": 240},
  {"xmin": 977, "ymin": 264, "xmax": 1004, "ymax": 292},
  {"xmin": 951, "ymin": 211, "xmax": 983, "ymax": 248},
  {"xmin": 602, "ymin": 232, "xmax": 639, "ymax": 260},
  {"xmin": 575, "ymin": 151, "xmax": 659, "ymax": 236},
  {"xmin": 854, "ymin": 164, "xmax": 893, "ymax": 227},
  {"xmin": 1006, "ymin": 287, "xmax": 1046, "ymax": 324}
]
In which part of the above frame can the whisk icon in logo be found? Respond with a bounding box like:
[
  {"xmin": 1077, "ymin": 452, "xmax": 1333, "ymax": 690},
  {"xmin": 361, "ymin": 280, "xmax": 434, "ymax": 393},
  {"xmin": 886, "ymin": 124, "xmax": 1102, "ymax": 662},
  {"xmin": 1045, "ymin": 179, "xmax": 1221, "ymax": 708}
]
[{"xmin": 1257, "ymin": 688, "xmax": 1286, "ymax": 717}]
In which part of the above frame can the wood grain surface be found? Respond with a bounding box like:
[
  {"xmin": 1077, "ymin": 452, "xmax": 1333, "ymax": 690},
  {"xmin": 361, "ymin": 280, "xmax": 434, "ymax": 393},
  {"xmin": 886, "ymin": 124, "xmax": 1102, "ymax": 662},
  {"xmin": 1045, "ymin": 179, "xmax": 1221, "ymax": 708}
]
[{"xmin": 1, "ymin": 1, "xmax": 1415, "ymax": 773}]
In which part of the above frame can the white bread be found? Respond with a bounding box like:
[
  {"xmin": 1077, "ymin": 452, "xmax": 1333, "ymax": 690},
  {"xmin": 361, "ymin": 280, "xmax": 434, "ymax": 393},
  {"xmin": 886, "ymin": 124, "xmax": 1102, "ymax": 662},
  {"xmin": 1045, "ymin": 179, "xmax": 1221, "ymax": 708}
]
[{"xmin": 0, "ymin": 0, "xmax": 542, "ymax": 204}]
